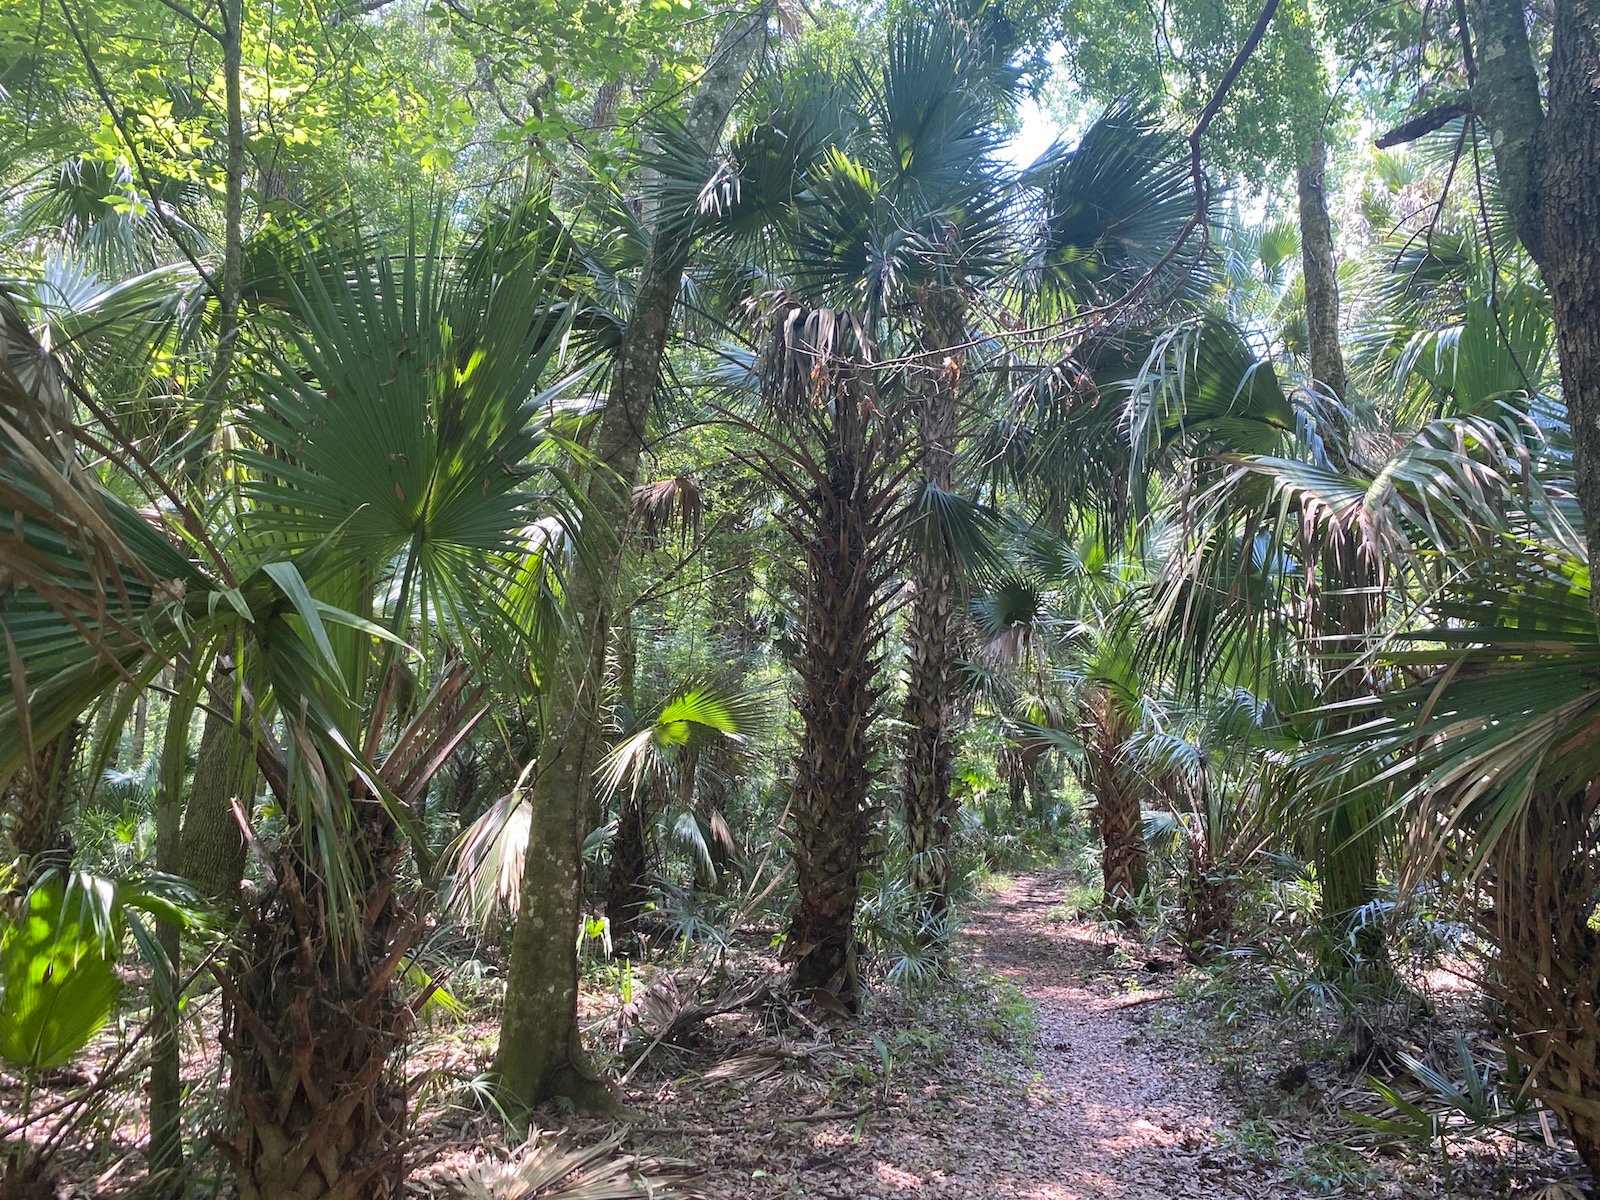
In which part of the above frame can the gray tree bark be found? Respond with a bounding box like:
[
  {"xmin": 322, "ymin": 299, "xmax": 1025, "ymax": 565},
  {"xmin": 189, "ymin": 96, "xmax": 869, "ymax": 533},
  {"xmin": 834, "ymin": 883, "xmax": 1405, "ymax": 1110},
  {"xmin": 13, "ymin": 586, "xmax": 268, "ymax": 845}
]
[
  {"xmin": 1296, "ymin": 135, "xmax": 1348, "ymax": 403},
  {"xmin": 493, "ymin": 5, "xmax": 769, "ymax": 1114}
]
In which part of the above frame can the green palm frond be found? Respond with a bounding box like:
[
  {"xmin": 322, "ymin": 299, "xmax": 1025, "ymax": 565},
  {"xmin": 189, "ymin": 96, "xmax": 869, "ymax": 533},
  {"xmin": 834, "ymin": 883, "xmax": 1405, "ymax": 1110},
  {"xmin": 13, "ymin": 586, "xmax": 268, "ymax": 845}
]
[
  {"xmin": 596, "ymin": 678, "xmax": 770, "ymax": 803},
  {"xmin": 0, "ymin": 257, "xmax": 203, "ymax": 402},
  {"xmin": 237, "ymin": 206, "xmax": 586, "ymax": 647},
  {"xmin": 1019, "ymin": 103, "xmax": 1197, "ymax": 315},
  {"xmin": 1322, "ymin": 541, "xmax": 1599, "ymax": 879}
]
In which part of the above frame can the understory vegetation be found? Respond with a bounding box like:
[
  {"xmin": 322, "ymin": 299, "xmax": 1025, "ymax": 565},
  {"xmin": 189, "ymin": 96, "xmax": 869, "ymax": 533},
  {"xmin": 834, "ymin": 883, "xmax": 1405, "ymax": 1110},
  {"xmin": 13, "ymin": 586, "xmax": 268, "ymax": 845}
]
[{"xmin": 3, "ymin": 0, "xmax": 1600, "ymax": 1195}]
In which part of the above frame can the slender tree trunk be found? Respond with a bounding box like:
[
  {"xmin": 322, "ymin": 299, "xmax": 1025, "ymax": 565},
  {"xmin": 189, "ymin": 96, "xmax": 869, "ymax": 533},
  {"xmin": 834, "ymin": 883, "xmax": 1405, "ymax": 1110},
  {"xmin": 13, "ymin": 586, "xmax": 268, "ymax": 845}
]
[
  {"xmin": 494, "ymin": 7, "xmax": 769, "ymax": 1114},
  {"xmin": 1296, "ymin": 134, "xmax": 1348, "ymax": 402},
  {"xmin": 148, "ymin": 692, "xmax": 192, "ymax": 1180},
  {"xmin": 179, "ymin": 706, "xmax": 260, "ymax": 905},
  {"xmin": 605, "ymin": 782, "xmax": 655, "ymax": 944},
  {"xmin": 131, "ymin": 691, "xmax": 149, "ymax": 765},
  {"xmin": 153, "ymin": 8, "xmax": 248, "ymax": 1156},
  {"xmin": 901, "ymin": 300, "xmax": 965, "ymax": 941},
  {"xmin": 1300, "ymin": 126, "xmax": 1384, "ymax": 962},
  {"xmin": 214, "ymin": 0, "xmax": 246, "ymax": 393}
]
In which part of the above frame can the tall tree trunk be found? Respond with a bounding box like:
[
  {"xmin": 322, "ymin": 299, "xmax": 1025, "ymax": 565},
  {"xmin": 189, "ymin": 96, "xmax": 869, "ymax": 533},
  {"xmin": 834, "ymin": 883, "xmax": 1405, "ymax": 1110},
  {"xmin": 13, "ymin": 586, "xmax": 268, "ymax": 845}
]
[
  {"xmin": 149, "ymin": 686, "xmax": 194, "ymax": 1182},
  {"xmin": 785, "ymin": 393, "xmax": 885, "ymax": 1008},
  {"xmin": 494, "ymin": 6, "xmax": 769, "ymax": 1115},
  {"xmin": 1457, "ymin": 0, "xmax": 1600, "ymax": 1170},
  {"xmin": 131, "ymin": 691, "xmax": 150, "ymax": 765},
  {"xmin": 901, "ymin": 300, "xmax": 965, "ymax": 941},
  {"xmin": 1466, "ymin": 0, "xmax": 1600, "ymax": 563},
  {"xmin": 1296, "ymin": 134, "xmax": 1348, "ymax": 402},
  {"xmin": 217, "ymin": 0, "xmax": 245, "ymax": 385},
  {"xmin": 1300, "ymin": 125, "xmax": 1384, "ymax": 962}
]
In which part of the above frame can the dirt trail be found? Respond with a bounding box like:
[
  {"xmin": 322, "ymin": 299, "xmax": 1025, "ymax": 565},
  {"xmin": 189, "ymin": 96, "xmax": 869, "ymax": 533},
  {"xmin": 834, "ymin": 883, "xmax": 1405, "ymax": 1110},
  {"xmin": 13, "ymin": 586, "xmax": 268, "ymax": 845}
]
[
  {"xmin": 612, "ymin": 869, "xmax": 1266, "ymax": 1200},
  {"xmin": 958, "ymin": 870, "xmax": 1259, "ymax": 1199}
]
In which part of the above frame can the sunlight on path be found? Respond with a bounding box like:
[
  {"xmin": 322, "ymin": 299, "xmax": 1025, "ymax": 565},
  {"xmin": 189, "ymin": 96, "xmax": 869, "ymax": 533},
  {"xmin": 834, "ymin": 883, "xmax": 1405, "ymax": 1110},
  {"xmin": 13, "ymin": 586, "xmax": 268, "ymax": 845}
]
[{"xmin": 962, "ymin": 872, "xmax": 1263, "ymax": 1200}]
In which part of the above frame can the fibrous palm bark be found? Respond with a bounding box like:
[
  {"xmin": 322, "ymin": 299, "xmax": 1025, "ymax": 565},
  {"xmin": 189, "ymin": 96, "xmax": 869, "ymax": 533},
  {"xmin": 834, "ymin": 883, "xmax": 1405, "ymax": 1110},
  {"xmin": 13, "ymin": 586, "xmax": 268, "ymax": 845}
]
[
  {"xmin": 901, "ymin": 302, "xmax": 965, "ymax": 938},
  {"xmin": 2, "ymin": 725, "xmax": 79, "ymax": 878},
  {"xmin": 222, "ymin": 797, "xmax": 413, "ymax": 1200},
  {"xmin": 1079, "ymin": 692, "xmax": 1147, "ymax": 920},
  {"xmin": 784, "ymin": 389, "xmax": 887, "ymax": 1006},
  {"xmin": 756, "ymin": 304, "xmax": 899, "ymax": 1008},
  {"xmin": 605, "ymin": 780, "xmax": 658, "ymax": 944},
  {"xmin": 1489, "ymin": 786, "xmax": 1600, "ymax": 1175},
  {"xmin": 223, "ymin": 667, "xmax": 484, "ymax": 1200}
]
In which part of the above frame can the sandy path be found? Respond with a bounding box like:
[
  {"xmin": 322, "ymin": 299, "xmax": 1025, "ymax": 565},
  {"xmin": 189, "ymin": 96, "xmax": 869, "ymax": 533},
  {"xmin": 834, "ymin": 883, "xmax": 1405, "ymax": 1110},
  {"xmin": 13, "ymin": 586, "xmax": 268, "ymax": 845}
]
[
  {"xmin": 628, "ymin": 870, "xmax": 1269, "ymax": 1199},
  {"xmin": 545, "ymin": 870, "xmax": 1271, "ymax": 1200},
  {"xmin": 958, "ymin": 871, "xmax": 1260, "ymax": 1199}
]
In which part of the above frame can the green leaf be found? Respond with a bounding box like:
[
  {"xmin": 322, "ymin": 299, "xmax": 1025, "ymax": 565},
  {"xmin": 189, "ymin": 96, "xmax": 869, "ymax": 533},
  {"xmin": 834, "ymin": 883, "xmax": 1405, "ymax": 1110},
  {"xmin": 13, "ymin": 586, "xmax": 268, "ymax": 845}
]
[{"xmin": 0, "ymin": 879, "xmax": 121, "ymax": 1071}]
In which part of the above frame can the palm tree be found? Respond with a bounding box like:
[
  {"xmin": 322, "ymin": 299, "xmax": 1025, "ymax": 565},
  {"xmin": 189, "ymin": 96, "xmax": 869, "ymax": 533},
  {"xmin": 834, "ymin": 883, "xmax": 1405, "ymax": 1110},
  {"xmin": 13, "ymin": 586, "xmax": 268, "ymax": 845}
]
[
  {"xmin": 693, "ymin": 16, "xmax": 1202, "ymax": 953},
  {"xmin": 1292, "ymin": 409, "xmax": 1600, "ymax": 1171},
  {"xmin": 0, "ymin": 201, "xmax": 590, "ymax": 1198},
  {"xmin": 598, "ymin": 678, "xmax": 764, "ymax": 941},
  {"xmin": 729, "ymin": 304, "xmax": 908, "ymax": 1006}
]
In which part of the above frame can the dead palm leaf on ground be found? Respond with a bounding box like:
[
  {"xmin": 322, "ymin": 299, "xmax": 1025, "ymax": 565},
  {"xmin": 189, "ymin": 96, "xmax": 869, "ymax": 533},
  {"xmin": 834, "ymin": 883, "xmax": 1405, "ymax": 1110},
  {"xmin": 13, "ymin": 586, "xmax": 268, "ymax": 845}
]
[{"xmin": 439, "ymin": 1130, "xmax": 690, "ymax": 1200}]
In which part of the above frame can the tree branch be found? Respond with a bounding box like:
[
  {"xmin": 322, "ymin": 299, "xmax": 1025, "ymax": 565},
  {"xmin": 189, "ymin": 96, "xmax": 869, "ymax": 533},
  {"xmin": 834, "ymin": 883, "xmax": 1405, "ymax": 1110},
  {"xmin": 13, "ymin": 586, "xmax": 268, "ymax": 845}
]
[
  {"xmin": 1116, "ymin": 0, "xmax": 1282, "ymax": 312},
  {"xmin": 1375, "ymin": 98, "xmax": 1471, "ymax": 148}
]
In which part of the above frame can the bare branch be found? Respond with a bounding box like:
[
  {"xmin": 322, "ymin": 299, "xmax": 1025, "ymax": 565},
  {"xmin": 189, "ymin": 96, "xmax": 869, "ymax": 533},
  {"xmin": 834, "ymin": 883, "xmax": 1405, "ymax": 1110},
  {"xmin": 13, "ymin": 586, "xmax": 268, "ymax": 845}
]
[{"xmin": 1375, "ymin": 98, "xmax": 1471, "ymax": 148}]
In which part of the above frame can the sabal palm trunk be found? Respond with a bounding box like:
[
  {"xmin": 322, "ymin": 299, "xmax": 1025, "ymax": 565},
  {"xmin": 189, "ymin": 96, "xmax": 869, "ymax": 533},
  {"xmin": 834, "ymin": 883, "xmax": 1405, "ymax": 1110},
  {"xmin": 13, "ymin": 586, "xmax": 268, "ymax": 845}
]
[
  {"xmin": 782, "ymin": 346, "xmax": 892, "ymax": 1008},
  {"xmin": 1178, "ymin": 817, "xmax": 1234, "ymax": 962},
  {"xmin": 222, "ymin": 797, "xmax": 414, "ymax": 1200},
  {"xmin": 1488, "ymin": 785, "xmax": 1600, "ymax": 1175},
  {"xmin": 3, "ymin": 724, "xmax": 80, "ymax": 878},
  {"xmin": 1080, "ymin": 697, "xmax": 1147, "ymax": 921},
  {"xmin": 902, "ymin": 302, "xmax": 965, "ymax": 941},
  {"xmin": 786, "ymin": 463, "xmax": 881, "ymax": 1006}
]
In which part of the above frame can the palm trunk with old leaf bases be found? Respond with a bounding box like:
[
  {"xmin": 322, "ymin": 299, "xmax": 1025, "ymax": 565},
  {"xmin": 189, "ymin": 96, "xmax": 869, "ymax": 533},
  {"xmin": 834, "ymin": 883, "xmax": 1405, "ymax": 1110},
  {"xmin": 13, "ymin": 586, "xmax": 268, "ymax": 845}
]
[{"xmin": 901, "ymin": 298, "xmax": 966, "ymax": 942}]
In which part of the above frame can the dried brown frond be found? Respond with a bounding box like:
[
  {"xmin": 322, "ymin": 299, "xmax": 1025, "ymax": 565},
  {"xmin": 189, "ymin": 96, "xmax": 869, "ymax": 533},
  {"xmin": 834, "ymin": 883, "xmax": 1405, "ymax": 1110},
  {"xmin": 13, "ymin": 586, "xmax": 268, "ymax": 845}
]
[
  {"xmin": 629, "ymin": 476, "xmax": 702, "ymax": 546},
  {"xmin": 759, "ymin": 303, "xmax": 875, "ymax": 418},
  {"xmin": 437, "ymin": 1130, "xmax": 691, "ymax": 1200}
]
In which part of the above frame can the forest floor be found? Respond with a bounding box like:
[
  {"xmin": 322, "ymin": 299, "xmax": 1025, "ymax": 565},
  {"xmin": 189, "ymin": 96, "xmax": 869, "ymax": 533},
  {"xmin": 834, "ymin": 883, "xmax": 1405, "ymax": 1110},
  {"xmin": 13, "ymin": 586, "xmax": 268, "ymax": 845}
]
[
  {"xmin": 10, "ymin": 870, "xmax": 1592, "ymax": 1197},
  {"xmin": 415, "ymin": 868, "xmax": 1591, "ymax": 1199}
]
